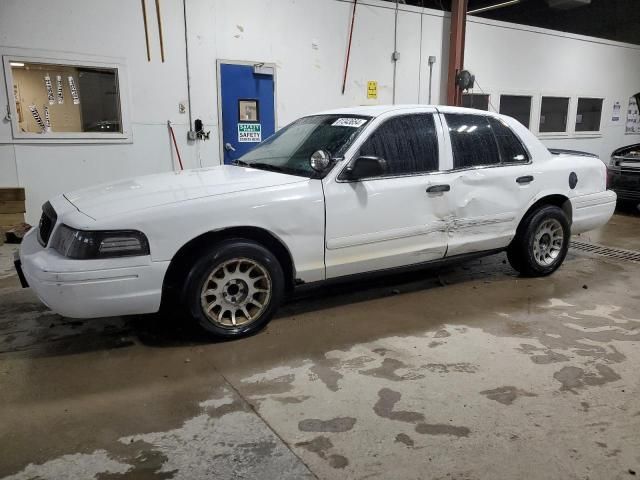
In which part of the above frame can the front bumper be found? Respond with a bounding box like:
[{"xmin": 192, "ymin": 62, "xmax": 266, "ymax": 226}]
[{"xmin": 19, "ymin": 228, "xmax": 169, "ymax": 318}]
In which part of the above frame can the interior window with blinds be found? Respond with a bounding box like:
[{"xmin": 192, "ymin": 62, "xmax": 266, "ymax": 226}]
[{"xmin": 10, "ymin": 61, "xmax": 122, "ymax": 134}]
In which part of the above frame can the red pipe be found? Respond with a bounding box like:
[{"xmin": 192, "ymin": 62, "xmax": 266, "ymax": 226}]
[
  {"xmin": 341, "ymin": 0, "xmax": 358, "ymax": 95},
  {"xmin": 167, "ymin": 121, "xmax": 184, "ymax": 170}
]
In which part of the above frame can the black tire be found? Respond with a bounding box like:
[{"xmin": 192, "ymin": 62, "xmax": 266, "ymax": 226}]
[
  {"xmin": 183, "ymin": 238, "xmax": 285, "ymax": 339},
  {"xmin": 507, "ymin": 205, "xmax": 570, "ymax": 277}
]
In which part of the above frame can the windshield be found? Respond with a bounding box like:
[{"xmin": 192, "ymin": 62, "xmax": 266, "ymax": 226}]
[{"xmin": 235, "ymin": 114, "xmax": 371, "ymax": 177}]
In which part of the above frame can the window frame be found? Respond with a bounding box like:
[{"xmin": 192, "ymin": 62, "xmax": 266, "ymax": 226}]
[
  {"xmin": 238, "ymin": 98, "xmax": 260, "ymax": 123},
  {"xmin": 574, "ymin": 96, "xmax": 604, "ymax": 134},
  {"xmin": 440, "ymin": 112, "xmax": 532, "ymax": 172},
  {"xmin": 537, "ymin": 95, "xmax": 572, "ymax": 136},
  {"xmin": 461, "ymin": 93, "xmax": 491, "ymax": 111},
  {"xmin": 336, "ymin": 111, "xmax": 444, "ymax": 182},
  {"xmin": 2, "ymin": 51, "xmax": 131, "ymax": 143},
  {"xmin": 498, "ymin": 94, "xmax": 533, "ymax": 130}
]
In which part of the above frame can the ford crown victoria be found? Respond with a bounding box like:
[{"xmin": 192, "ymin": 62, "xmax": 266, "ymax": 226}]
[{"xmin": 17, "ymin": 105, "xmax": 616, "ymax": 339}]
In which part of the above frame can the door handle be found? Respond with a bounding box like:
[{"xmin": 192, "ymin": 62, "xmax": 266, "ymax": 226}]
[
  {"xmin": 426, "ymin": 184, "xmax": 450, "ymax": 193},
  {"xmin": 516, "ymin": 175, "xmax": 534, "ymax": 184},
  {"xmin": 224, "ymin": 142, "xmax": 236, "ymax": 152}
]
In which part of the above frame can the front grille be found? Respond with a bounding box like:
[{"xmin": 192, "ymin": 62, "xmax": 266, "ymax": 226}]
[
  {"xmin": 37, "ymin": 202, "xmax": 57, "ymax": 246},
  {"xmin": 612, "ymin": 155, "xmax": 640, "ymax": 171}
]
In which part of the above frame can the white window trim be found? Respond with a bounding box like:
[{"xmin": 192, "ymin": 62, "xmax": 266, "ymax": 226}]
[
  {"xmin": 2, "ymin": 50, "xmax": 132, "ymax": 144},
  {"xmin": 496, "ymin": 91, "xmax": 535, "ymax": 130},
  {"xmin": 574, "ymin": 96, "xmax": 605, "ymax": 136},
  {"xmin": 536, "ymin": 94, "xmax": 573, "ymax": 138},
  {"xmin": 461, "ymin": 92, "xmax": 493, "ymax": 112}
]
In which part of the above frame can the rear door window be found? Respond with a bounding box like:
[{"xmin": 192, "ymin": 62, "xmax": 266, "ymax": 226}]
[
  {"xmin": 445, "ymin": 114, "xmax": 500, "ymax": 168},
  {"xmin": 488, "ymin": 117, "xmax": 529, "ymax": 164},
  {"xmin": 358, "ymin": 113, "xmax": 439, "ymax": 176}
]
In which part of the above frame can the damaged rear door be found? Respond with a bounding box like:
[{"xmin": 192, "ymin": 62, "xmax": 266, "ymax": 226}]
[{"xmin": 438, "ymin": 112, "xmax": 537, "ymax": 256}]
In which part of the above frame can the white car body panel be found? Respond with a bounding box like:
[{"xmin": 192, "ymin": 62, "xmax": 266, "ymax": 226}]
[
  {"xmin": 19, "ymin": 105, "xmax": 616, "ymax": 319},
  {"xmin": 60, "ymin": 166, "xmax": 326, "ymax": 280},
  {"xmin": 323, "ymin": 107, "xmax": 449, "ymax": 277}
]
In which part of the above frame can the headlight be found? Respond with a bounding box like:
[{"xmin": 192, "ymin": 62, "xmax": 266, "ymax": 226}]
[
  {"xmin": 608, "ymin": 156, "xmax": 622, "ymax": 169},
  {"xmin": 50, "ymin": 225, "xmax": 150, "ymax": 259}
]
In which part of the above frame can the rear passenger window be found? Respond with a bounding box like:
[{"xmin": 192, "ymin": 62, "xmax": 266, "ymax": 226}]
[
  {"xmin": 358, "ymin": 114, "xmax": 439, "ymax": 176},
  {"xmin": 488, "ymin": 117, "xmax": 529, "ymax": 163},
  {"xmin": 445, "ymin": 114, "xmax": 499, "ymax": 168}
]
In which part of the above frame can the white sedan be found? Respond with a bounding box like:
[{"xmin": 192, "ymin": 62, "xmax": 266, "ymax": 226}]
[{"xmin": 17, "ymin": 105, "xmax": 616, "ymax": 339}]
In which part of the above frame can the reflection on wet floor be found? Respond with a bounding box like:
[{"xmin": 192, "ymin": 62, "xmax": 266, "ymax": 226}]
[{"xmin": 0, "ymin": 209, "xmax": 639, "ymax": 479}]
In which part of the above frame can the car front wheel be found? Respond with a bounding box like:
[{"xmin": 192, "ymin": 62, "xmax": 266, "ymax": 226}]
[
  {"xmin": 507, "ymin": 205, "xmax": 570, "ymax": 277},
  {"xmin": 184, "ymin": 239, "xmax": 285, "ymax": 339}
]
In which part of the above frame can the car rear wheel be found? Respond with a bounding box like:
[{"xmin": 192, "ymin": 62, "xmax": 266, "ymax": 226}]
[
  {"xmin": 507, "ymin": 205, "xmax": 570, "ymax": 277},
  {"xmin": 184, "ymin": 239, "xmax": 284, "ymax": 339}
]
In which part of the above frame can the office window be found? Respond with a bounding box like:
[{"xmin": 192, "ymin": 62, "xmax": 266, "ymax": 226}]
[
  {"xmin": 539, "ymin": 97, "xmax": 570, "ymax": 133},
  {"xmin": 6, "ymin": 58, "xmax": 126, "ymax": 139},
  {"xmin": 499, "ymin": 95, "xmax": 532, "ymax": 128},
  {"xmin": 358, "ymin": 114, "xmax": 439, "ymax": 175},
  {"xmin": 445, "ymin": 114, "xmax": 500, "ymax": 168},
  {"xmin": 462, "ymin": 94, "xmax": 489, "ymax": 111},
  {"xmin": 575, "ymin": 98, "xmax": 603, "ymax": 132}
]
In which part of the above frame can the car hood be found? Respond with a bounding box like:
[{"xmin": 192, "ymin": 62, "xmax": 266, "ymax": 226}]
[{"xmin": 64, "ymin": 165, "xmax": 307, "ymax": 220}]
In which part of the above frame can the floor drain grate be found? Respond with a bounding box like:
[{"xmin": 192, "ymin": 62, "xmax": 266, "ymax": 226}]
[{"xmin": 571, "ymin": 241, "xmax": 640, "ymax": 263}]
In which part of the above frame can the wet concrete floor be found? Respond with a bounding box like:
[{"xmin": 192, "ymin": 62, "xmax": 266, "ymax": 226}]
[{"xmin": 0, "ymin": 209, "xmax": 639, "ymax": 479}]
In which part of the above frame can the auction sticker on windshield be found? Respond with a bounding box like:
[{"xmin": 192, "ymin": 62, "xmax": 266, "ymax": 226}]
[
  {"xmin": 238, "ymin": 123, "xmax": 262, "ymax": 142},
  {"xmin": 332, "ymin": 118, "xmax": 367, "ymax": 128}
]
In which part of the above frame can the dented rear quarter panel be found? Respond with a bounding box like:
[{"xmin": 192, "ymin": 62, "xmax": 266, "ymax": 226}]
[{"xmin": 502, "ymin": 114, "xmax": 609, "ymax": 229}]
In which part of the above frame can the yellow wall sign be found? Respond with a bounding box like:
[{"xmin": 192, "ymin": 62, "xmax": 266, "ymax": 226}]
[{"xmin": 367, "ymin": 80, "xmax": 378, "ymax": 99}]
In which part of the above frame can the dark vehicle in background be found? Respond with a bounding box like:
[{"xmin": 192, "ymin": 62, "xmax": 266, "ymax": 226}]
[{"xmin": 608, "ymin": 144, "xmax": 640, "ymax": 205}]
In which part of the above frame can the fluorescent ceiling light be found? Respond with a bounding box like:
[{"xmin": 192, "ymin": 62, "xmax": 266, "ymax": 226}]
[
  {"xmin": 468, "ymin": 0, "xmax": 521, "ymax": 14},
  {"xmin": 10, "ymin": 62, "xmax": 25, "ymax": 67}
]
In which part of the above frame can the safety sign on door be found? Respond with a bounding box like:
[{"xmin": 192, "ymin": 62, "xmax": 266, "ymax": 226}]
[{"xmin": 238, "ymin": 123, "xmax": 262, "ymax": 142}]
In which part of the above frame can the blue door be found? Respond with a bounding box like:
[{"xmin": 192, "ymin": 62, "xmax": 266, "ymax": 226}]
[{"xmin": 219, "ymin": 63, "xmax": 276, "ymax": 164}]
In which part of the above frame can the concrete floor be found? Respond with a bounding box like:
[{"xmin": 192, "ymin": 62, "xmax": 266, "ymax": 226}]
[{"xmin": 1, "ymin": 208, "xmax": 639, "ymax": 480}]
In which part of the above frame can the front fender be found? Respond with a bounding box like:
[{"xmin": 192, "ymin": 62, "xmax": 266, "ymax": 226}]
[{"xmin": 90, "ymin": 180, "xmax": 327, "ymax": 283}]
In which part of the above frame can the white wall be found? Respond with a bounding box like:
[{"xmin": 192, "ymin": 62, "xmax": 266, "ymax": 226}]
[
  {"xmin": 465, "ymin": 16, "xmax": 640, "ymax": 161},
  {"xmin": 0, "ymin": 0, "xmax": 639, "ymax": 223}
]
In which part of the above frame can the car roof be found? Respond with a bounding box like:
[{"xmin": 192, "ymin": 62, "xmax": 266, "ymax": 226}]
[{"xmin": 315, "ymin": 104, "xmax": 494, "ymax": 117}]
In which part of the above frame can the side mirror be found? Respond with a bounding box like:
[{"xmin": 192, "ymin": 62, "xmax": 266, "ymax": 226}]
[
  {"xmin": 310, "ymin": 150, "xmax": 331, "ymax": 172},
  {"xmin": 343, "ymin": 156, "xmax": 387, "ymax": 180}
]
